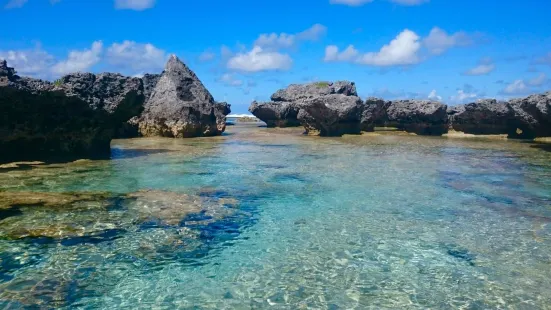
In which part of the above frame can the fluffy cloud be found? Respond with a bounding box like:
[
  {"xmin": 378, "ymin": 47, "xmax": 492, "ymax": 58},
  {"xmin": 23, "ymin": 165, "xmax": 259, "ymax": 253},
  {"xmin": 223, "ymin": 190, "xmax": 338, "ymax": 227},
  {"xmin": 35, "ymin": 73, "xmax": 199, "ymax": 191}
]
[
  {"xmin": 51, "ymin": 41, "xmax": 103, "ymax": 76},
  {"xmin": 450, "ymin": 90, "xmax": 478, "ymax": 103},
  {"xmin": 0, "ymin": 46, "xmax": 55, "ymax": 78},
  {"xmin": 324, "ymin": 29, "xmax": 421, "ymax": 66},
  {"xmin": 254, "ymin": 24, "xmax": 327, "ymax": 50},
  {"xmin": 114, "ymin": 0, "xmax": 155, "ymax": 10},
  {"xmin": 1, "ymin": 40, "xmax": 167, "ymax": 79},
  {"xmin": 464, "ymin": 57, "xmax": 495, "ymax": 76},
  {"xmin": 227, "ymin": 46, "xmax": 292, "ymax": 72},
  {"xmin": 428, "ymin": 89, "xmax": 442, "ymax": 101},
  {"xmin": 501, "ymin": 80, "xmax": 529, "ymax": 95},
  {"xmin": 423, "ymin": 27, "xmax": 473, "ymax": 55},
  {"xmin": 106, "ymin": 40, "xmax": 167, "ymax": 73}
]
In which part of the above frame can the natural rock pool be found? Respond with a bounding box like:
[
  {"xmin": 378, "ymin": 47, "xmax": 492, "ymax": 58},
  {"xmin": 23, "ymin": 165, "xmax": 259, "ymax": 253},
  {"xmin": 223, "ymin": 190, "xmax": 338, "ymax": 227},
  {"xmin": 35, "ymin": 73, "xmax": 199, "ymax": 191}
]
[{"xmin": 1, "ymin": 124, "xmax": 550, "ymax": 309}]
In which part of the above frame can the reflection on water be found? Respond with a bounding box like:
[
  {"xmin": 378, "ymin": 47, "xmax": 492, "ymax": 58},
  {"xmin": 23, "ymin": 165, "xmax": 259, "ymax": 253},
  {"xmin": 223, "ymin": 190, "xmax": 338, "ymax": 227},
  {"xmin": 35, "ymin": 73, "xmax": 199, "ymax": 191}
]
[{"xmin": 1, "ymin": 123, "xmax": 551, "ymax": 308}]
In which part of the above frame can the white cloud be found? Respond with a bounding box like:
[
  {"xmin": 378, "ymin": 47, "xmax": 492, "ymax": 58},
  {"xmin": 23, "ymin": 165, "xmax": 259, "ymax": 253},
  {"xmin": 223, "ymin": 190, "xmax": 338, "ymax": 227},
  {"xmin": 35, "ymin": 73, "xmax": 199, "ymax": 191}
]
[
  {"xmin": 324, "ymin": 45, "xmax": 359, "ymax": 62},
  {"xmin": 501, "ymin": 80, "xmax": 529, "ymax": 95},
  {"xmin": 114, "ymin": 0, "xmax": 155, "ymax": 10},
  {"xmin": 227, "ymin": 46, "xmax": 292, "ymax": 72},
  {"xmin": 218, "ymin": 73, "xmax": 243, "ymax": 87},
  {"xmin": 198, "ymin": 50, "xmax": 216, "ymax": 62},
  {"xmin": 106, "ymin": 40, "xmax": 167, "ymax": 73},
  {"xmin": 329, "ymin": 0, "xmax": 373, "ymax": 6},
  {"xmin": 428, "ymin": 89, "xmax": 442, "ymax": 101},
  {"xmin": 423, "ymin": 27, "xmax": 473, "ymax": 55},
  {"xmin": 0, "ymin": 45, "xmax": 55, "ymax": 78},
  {"xmin": 450, "ymin": 89, "xmax": 478, "ymax": 103},
  {"xmin": 464, "ymin": 63, "xmax": 495, "ymax": 76},
  {"xmin": 324, "ymin": 29, "xmax": 421, "ymax": 66},
  {"xmin": 527, "ymin": 73, "xmax": 547, "ymax": 86},
  {"xmin": 254, "ymin": 24, "xmax": 327, "ymax": 50},
  {"xmin": 51, "ymin": 41, "xmax": 103, "ymax": 76}
]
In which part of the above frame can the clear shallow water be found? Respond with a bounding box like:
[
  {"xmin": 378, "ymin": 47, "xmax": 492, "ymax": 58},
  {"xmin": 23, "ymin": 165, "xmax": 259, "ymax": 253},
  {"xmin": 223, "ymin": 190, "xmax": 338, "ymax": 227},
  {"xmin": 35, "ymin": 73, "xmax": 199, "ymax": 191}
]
[{"xmin": 1, "ymin": 124, "xmax": 551, "ymax": 309}]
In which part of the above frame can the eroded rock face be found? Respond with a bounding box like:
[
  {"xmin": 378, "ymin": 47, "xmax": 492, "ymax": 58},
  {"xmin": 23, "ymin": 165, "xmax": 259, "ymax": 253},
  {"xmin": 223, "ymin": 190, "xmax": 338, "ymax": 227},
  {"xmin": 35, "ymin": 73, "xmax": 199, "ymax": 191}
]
[
  {"xmin": 508, "ymin": 92, "xmax": 551, "ymax": 138},
  {"xmin": 137, "ymin": 55, "xmax": 230, "ymax": 137},
  {"xmin": 447, "ymin": 99, "xmax": 517, "ymax": 135},
  {"xmin": 249, "ymin": 81, "xmax": 358, "ymax": 131},
  {"xmin": 271, "ymin": 81, "xmax": 357, "ymax": 102},
  {"xmin": 361, "ymin": 97, "xmax": 390, "ymax": 132},
  {"xmin": 297, "ymin": 94, "xmax": 364, "ymax": 136},
  {"xmin": 379, "ymin": 100, "xmax": 449, "ymax": 135},
  {"xmin": 248, "ymin": 101, "xmax": 301, "ymax": 127}
]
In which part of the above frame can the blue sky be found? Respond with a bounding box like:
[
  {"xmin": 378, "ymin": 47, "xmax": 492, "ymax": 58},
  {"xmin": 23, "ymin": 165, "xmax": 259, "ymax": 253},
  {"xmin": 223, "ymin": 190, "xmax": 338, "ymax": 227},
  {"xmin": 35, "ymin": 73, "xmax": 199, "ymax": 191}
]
[{"xmin": 1, "ymin": 0, "xmax": 550, "ymax": 113}]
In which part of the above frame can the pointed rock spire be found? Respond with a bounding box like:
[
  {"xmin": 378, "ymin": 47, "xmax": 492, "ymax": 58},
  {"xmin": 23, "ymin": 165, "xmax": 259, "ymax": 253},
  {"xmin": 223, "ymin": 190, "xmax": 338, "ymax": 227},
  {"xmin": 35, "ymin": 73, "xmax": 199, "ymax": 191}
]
[{"xmin": 138, "ymin": 55, "xmax": 230, "ymax": 137}]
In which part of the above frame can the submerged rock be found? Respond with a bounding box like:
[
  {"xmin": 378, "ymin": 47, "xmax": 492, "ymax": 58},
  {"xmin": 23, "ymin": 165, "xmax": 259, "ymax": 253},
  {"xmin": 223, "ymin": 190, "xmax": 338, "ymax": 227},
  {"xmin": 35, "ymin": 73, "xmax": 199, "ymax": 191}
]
[
  {"xmin": 447, "ymin": 99, "xmax": 516, "ymax": 135},
  {"xmin": 248, "ymin": 101, "xmax": 301, "ymax": 127},
  {"xmin": 297, "ymin": 94, "xmax": 364, "ymax": 136},
  {"xmin": 137, "ymin": 55, "xmax": 230, "ymax": 137},
  {"xmin": 379, "ymin": 100, "xmax": 449, "ymax": 135}
]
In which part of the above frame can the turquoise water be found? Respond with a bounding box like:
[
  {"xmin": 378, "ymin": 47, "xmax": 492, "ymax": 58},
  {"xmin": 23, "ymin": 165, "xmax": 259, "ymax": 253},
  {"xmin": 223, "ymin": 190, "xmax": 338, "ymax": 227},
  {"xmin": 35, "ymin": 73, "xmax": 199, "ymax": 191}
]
[{"xmin": 1, "ymin": 124, "xmax": 551, "ymax": 309}]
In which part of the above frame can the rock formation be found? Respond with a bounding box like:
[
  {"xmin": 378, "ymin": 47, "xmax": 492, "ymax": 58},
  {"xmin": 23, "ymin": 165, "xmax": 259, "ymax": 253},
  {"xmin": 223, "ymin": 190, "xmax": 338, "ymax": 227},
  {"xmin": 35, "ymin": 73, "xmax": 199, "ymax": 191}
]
[
  {"xmin": 248, "ymin": 101, "xmax": 301, "ymax": 127},
  {"xmin": 249, "ymin": 81, "xmax": 362, "ymax": 135},
  {"xmin": 297, "ymin": 94, "xmax": 364, "ymax": 136},
  {"xmin": 361, "ymin": 98, "xmax": 449, "ymax": 135},
  {"xmin": 447, "ymin": 99, "xmax": 516, "ymax": 135},
  {"xmin": 508, "ymin": 92, "xmax": 551, "ymax": 138},
  {"xmin": 137, "ymin": 55, "xmax": 230, "ymax": 137},
  {"xmin": 0, "ymin": 60, "xmax": 117, "ymax": 163}
]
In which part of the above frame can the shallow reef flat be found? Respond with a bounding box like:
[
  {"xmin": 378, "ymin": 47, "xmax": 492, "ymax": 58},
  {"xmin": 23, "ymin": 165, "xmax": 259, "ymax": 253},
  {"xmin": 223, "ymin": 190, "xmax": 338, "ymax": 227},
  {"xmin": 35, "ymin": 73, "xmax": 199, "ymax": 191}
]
[{"xmin": 1, "ymin": 124, "xmax": 551, "ymax": 308}]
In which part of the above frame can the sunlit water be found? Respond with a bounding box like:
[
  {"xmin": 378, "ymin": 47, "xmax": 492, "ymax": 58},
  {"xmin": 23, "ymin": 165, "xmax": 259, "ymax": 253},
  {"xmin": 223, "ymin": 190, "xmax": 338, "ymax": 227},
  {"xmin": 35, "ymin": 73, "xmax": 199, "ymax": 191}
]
[{"xmin": 1, "ymin": 124, "xmax": 551, "ymax": 309}]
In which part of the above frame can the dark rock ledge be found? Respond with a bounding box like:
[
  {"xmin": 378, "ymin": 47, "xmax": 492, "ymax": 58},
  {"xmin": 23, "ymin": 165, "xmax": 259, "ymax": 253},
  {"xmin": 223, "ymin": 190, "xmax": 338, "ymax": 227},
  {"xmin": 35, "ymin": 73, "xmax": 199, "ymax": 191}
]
[{"xmin": 0, "ymin": 56, "xmax": 230, "ymax": 163}]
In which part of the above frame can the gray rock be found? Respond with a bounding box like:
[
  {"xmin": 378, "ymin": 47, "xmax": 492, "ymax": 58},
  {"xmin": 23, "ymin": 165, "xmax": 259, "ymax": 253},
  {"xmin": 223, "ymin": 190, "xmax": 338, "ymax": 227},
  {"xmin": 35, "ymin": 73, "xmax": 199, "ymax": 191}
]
[
  {"xmin": 141, "ymin": 73, "xmax": 161, "ymax": 102},
  {"xmin": 508, "ymin": 92, "xmax": 551, "ymax": 138},
  {"xmin": 447, "ymin": 99, "xmax": 516, "ymax": 135},
  {"xmin": 271, "ymin": 81, "xmax": 357, "ymax": 102},
  {"xmin": 361, "ymin": 97, "xmax": 390, "ymax": 132},
  {"xmin": 297, "ymin": 94, "xmax": 364, "ymax": 136},
  {"xmin": 137, "ymin": 55, "xmax": 230, "ymax": 137},
  {"xmin": 0, "ymin": 62, "xmax": 114, "ymax": 163},
  {"xmin": 380, "ymin": 100, "xmax": 449, "ymax": 135},
  {"xmin": 248, "ymin": 101, "xmax": 301, "ymax": 127}
]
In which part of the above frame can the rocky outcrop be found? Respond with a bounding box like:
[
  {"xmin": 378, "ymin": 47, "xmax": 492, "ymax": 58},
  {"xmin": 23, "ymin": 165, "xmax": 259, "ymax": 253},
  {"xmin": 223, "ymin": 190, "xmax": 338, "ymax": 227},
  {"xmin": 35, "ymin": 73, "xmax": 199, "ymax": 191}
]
[
  {"xmin": 141, "ymin": 73, "xmax": 161, "ymax": 102},
  {"xmin": 137, "ymin": 55, "xmax": 230, "ymax": 138},
  {"xmin": 361, "ymin": 97, "xmax": 390, "ymax": 132},
  {"xmin": 508, "ymin": 92, "xmax": 551, "ymax": 138},
  {"xmin": 447, "ymin": 99, "xmax": 517, "ymax": 135},
  {"xmin": 0, "ymin": 60, "xmax": 129, "ymax": 163},
  {"xmin": 248, "ymin": 101, "xmax": 301, "ymax": 127},
  {"xmin": 271, "ymin": 81, "xmax": 357, "ymax": 102},
  {"xmin": 370, "ymin": 100, "xmax": 449, "ymax": 135},
  {"xmin": 55, "ymin": 72, "xmax": 146, "ymax": 133},
  {"xmin": 249, "ymin": 81, "xmax": 360, "ymax": 134},
  {"xmin": 297, "ymin": 94, "xmax": 364, "ymax": 136}
]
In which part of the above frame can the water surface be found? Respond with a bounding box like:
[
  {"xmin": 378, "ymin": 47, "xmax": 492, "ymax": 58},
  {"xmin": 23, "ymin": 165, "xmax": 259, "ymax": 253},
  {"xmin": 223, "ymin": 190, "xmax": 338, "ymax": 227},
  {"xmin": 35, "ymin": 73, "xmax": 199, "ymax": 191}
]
[{"xmin": 1, "ymin": 124, "xmax": 551, "ymax": 309}]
